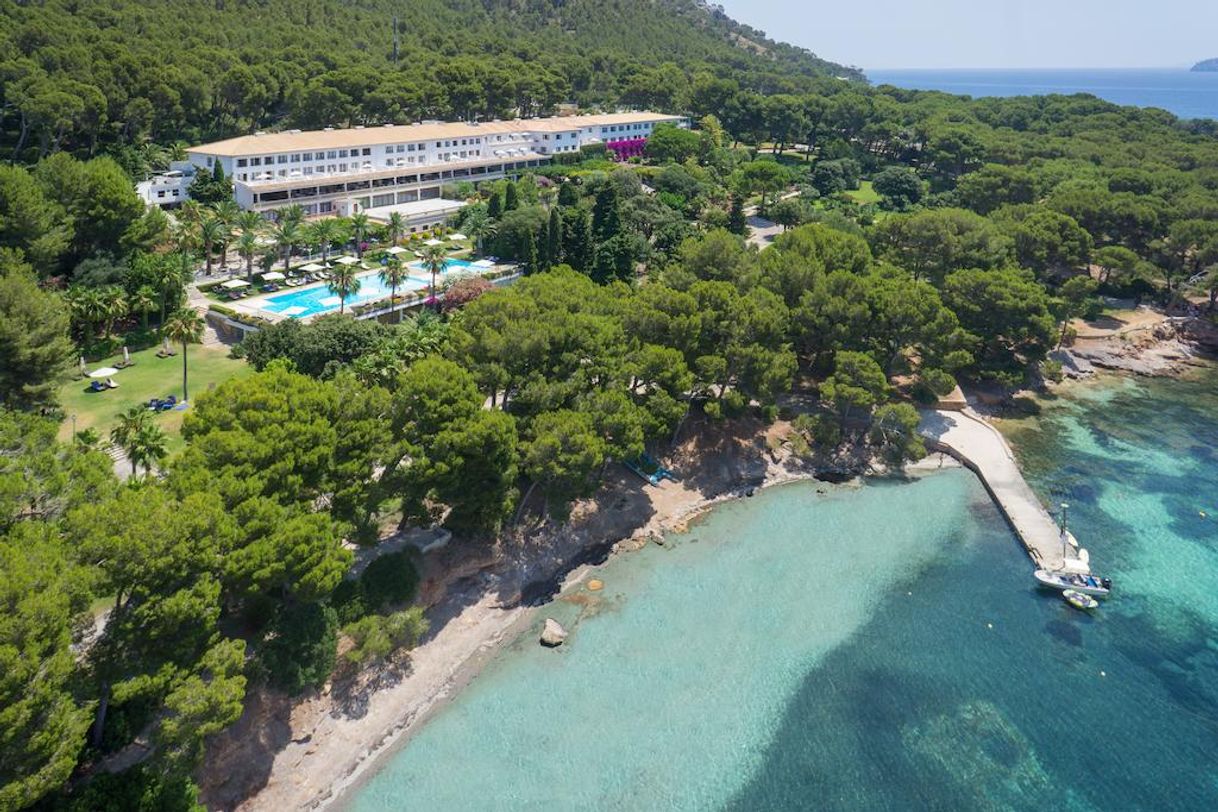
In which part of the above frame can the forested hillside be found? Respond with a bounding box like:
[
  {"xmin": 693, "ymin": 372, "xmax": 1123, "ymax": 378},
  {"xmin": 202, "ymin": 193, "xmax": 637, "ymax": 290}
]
[{"xmin": 0, "ymin": 0, "xmax": 857, "ymax": 163}]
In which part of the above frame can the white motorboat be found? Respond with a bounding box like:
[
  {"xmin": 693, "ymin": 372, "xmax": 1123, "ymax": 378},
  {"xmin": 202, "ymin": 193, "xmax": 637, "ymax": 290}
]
[{"xmin": 1034, "ymin": 569, "xmax": 1111, "ymax": 598}]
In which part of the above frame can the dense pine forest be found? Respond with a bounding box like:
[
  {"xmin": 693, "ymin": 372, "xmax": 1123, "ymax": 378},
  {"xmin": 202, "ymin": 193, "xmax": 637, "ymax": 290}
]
[{"xmin": 4, "ymin": 1, "xmax": 1218, "ymax": 811}]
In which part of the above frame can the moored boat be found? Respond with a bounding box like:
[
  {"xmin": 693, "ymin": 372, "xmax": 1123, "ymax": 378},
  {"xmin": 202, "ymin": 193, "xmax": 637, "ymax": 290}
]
[
  {"xmin": 1063, "ymin": 589, "xmax": 1099, "ymax": 610},
  {"xmin": 1034, "ymin": 568, "xmax": 1112, "ymax": 597}
]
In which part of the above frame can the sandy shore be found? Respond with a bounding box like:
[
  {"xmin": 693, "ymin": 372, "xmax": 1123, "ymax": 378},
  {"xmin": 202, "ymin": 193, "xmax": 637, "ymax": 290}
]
[{"xmin": 202, "ymin": 418, "xmax": 867, "ymax": 811}]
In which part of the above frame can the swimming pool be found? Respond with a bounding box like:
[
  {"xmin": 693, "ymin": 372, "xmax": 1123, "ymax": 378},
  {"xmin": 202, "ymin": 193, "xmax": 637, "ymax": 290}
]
[{"xmin": 260, "ymin": 259, "xmax": 474, "ymax": 318}]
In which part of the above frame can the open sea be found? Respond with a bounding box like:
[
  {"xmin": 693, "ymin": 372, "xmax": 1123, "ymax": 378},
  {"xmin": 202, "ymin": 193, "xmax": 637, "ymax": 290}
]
[
  {"xmin": 868, "ymin": 68, "xmax": 1218, "ymax": 121},
  {"xmin": 344, "ymin": 367, "xmax": 1218, "ymax": 810}
]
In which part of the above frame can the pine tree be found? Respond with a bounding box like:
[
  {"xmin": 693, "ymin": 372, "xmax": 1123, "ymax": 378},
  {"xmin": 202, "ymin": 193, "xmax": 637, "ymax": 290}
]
[
  {"xmin": 547, "ymin": 207, "xmax": 563, "ymax": 267},
  {"xmin": 728, "ymin": 194, "xmax": 747, "ymax": 235}
]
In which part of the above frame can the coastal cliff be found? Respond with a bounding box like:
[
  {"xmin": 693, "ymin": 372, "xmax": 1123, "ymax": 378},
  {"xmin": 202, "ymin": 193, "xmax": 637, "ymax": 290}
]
[{"xmin": 1191, "ymin": 58, "xmax": 1218, "ymax": 72}]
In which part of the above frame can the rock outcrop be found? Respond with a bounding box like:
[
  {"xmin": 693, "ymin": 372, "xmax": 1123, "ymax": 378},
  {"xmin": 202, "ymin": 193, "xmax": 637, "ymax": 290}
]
[{"xmin": 540, "ymin": 618, "xmax": 568, "ymax": 647}]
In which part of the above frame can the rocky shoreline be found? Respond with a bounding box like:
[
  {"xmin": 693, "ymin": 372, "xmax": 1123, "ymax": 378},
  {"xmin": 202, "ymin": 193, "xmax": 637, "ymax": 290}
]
[
  {"xmin": 198, "ymin": 417, "xmax": 902, "ymax": 811},
  {"xmin": 1054, "ymin": 314, "xmax": 1218, "ymax": 379}
]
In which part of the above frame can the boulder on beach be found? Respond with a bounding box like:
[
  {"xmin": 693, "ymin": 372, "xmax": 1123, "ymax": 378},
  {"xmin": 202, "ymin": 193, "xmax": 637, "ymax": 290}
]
[{"xmin": 540, "ymin": 618, "xmax": 568, "ymax": 647}]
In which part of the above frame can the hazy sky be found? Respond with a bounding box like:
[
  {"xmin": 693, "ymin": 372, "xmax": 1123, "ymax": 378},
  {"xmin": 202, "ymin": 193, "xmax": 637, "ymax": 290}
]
[{"xmin": 714, "ymin": 0, "xmax": 1218, "ymax": 70}]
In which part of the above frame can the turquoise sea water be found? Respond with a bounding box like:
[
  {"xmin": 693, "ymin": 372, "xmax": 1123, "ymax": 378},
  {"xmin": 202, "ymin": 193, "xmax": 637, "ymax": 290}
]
[
  {"xmin": 868, "ymin": 68, "xmax": 1218, "ymax": 120},
  {"xmin": 346, "ymin": 368, "xmax": 1218, "ymax": 810}
]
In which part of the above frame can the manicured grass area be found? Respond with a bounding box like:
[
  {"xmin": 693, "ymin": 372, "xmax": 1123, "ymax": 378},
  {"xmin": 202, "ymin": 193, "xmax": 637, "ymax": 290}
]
[
  {"xmin": 57, "ymin": 343, "xmax": 251, "ymax": 454},
  {"xmin": 845, "ymin": 181, "xmax": 880, "ymax": 205}
]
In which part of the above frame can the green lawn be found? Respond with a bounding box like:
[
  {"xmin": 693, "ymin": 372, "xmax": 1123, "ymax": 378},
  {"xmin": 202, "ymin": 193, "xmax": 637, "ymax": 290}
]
[
  {"xmin": 58, "ymin": 343, "xmax": 250, "ymax": 453},
  {"xmin": 845, "ymin": 181, "xmax": 881, "ymax": 205}
]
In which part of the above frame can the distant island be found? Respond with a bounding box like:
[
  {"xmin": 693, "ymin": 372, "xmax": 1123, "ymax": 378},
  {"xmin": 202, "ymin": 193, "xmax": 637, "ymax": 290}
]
[{"xmin": 1191, "ymin": 58, "xmax": 1218, "ymax": 72}]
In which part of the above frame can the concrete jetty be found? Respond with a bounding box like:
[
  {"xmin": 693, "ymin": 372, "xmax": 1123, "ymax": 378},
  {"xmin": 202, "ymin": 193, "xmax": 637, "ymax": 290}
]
[{"xmin": 919, "ymin": 409, "xmax": 1071, "ymax": 572}]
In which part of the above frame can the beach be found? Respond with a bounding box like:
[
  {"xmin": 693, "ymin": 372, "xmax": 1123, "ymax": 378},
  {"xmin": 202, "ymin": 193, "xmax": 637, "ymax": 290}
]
[{"xmin": 200, "ymin": 417, "xmax": 853, "ymax": 810}]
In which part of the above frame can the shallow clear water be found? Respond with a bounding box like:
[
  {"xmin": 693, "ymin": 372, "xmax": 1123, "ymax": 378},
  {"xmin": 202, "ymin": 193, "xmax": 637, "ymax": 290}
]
[
  {"xmin": 346, "ymin": 368, "xmax": 1218, "ymax": 810},
  {"xmin": 868, "ymin": 68, "xmax": 1218, "ymax": 120},
  {"xmin": 261, "ymin": 259, "xmax": 473, "ymax": 318}
]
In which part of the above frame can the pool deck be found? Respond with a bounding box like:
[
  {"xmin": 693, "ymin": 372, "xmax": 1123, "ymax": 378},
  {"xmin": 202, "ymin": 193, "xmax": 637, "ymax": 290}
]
[
  {"xmin": 919, "ymin": 409, "xmax": 1071, "ymax": 572},
  {"xmin": 214, "ymin": 262, "xmax": 499, "ymax": 322}
]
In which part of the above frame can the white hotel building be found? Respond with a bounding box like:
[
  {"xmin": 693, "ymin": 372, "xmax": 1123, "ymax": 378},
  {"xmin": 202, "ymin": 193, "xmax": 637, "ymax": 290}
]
[{"xmin": 139, "ymin": 111, "xmax": 687, "ymax": 230}]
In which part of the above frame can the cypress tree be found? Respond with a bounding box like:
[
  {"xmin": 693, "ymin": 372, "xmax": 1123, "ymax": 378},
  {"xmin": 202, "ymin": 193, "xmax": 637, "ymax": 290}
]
[
  {"xmin": 504, "ymin": 182, "xmax": 520, "ymax": 212},
  {"xmin": 728, "ymin": 194, "xmax": 747, "ymax": 235},
  {"xmin": 563, "ymin": 209, "xmax": 594, "ymax": 273},
  {"xmin": 547, "ymin": 207, "xmax": 563, "ymax": 267},
  {"xmin": 522, "ymin": 230, "xmax": 538, "ymax": 275},
  {"xmin": 537, "ymin": 220, "xmax": 552, "ymax": 272},
  {"xmin": 557, "ymin": 181, "xmax": 579, "ymax": 207},
  {"xmin": 488, "ymin": 190, "xmax": 503, "ymax": 219},
  {"xmin": 591, "ymin": 183, "xmax": 621, "ymax": 242}
]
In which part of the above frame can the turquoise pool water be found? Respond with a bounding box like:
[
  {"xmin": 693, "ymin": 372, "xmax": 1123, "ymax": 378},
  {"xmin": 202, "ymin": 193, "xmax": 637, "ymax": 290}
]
[
  {"xmin": 346, "ymin": 368, "xmax": 1218, "ymax": 810},
  {"xmin": 260, "ymin": 259, "xmax": 474, "ymax": 318}
]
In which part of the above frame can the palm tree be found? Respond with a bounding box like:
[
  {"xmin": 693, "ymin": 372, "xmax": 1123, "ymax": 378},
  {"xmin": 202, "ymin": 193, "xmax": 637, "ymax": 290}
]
[
  {"xmin": 130, "ymin": 286, "xmax": 158, "ymax": 331},
  {"xmin": 177, "ymin": 199, "xmax": 205, "ymax": 228},
  {"xmin": 312, "ymin": 217, "xmax": 344, "ymax": 264},
  {"xmin": 110, "ymin": 406, "xmax": 153, "ymax": 477},
  {"xmin": 378, "ymin": 256, "xmax": 409, "ymax": 323},
  {"xmin": 349, "ymin": 211, "xmax": 370, "ymax": 257},
  {"xmin": 419, "ymin": 243, "xmax": 448, "ymax": 305},
  {"xmin": 237, "ymin": 231, "xmax": 260, "ymax": 281},
  {"xmin": 214, "ymin": 200, "xmax": 241, "ymax": 266},
  {"xmin": 98, "ymin": 287, "xmax": 127, "ymax": 338},
  {"xmin": 130, "ymin": 422, "xmax": 169, "ymax": 477},
  {"xmin": 199, "ymin": 216, "xmax": 224, "ymax": 275},
  {"xmin": 163, "ymin": 309, "xmax": 204, "ymax": 401},
  {"xmin": 66, "ymin": 287, "xmax": 106, "ymax": 338},
  {"xmin": 279, "ymin": 203, "xmax": 305, "ymax": 228},
  {"xmin": 463, "ymin": 207, "xmax": 497, "ymax": 257},
  {"xmin": 153, "ymin": 261, "xmax": 188, "ymax": 330},
  {"xmin": 386, "ymin": 211, "xmax": 406, "ymax": 246},
  {"xmin": 273, "ymin": 219, "xmax": 301, "ymax": 271},
  {"xmin": 328, "ymin": 263, "xmax": 362, "ymax": 314}
]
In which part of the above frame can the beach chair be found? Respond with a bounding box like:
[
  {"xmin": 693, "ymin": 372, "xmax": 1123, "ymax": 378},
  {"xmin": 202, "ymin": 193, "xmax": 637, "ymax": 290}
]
[
  {"xmin": 88, "ymin": 380, "xmax": 107, "ymax": 393},
  {"xmin": 105, "ymin": 378, "xmax": 119, "ymax": 389}
]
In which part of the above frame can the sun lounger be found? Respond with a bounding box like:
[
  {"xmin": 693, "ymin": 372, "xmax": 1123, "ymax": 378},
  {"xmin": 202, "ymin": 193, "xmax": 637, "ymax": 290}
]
[
  {"xmin": 88, "ymin": 380, "xmax": 107, "ymax": 393},
  {"xmin": 105, "ymin": 378, "xmax": 119, "ymax": 389}
]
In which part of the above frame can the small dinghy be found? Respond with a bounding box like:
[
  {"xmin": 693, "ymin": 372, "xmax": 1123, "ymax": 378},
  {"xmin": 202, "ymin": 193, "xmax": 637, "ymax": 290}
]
[{"xmin": 1063, "ymin": 589, "xmax": 1099, "ymax": 611}]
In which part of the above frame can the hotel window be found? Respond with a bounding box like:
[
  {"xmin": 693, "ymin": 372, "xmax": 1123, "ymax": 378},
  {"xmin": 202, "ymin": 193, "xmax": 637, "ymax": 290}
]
[
  {"xmin": 304, "ymin": 167, "xmax": 313, "ymax": 175},
  {"xmin": 408, "ymin": 144, "xmax": 415, "ymax": 151},
  {"xmin": 157, "ymin": 190, "xmax": 165, "ymax": 198},
  {"xmin": 264, "ymin": 156, "xmax": 273, "ymax": 163},
  {"xmin": 302, "ymin": 152, "xmax": 313, "ymax": 161},
  {"xmin": 250, "ymin": 157, "xmax": 261, "ymax": 166},
  {"xmin": 339, "ymin": 163, "xmax": 348, "ymax": 172},
  {"xmin": 276, "ymin": 155, "xmax": 286, "ymax": 164},
  {"xmin": 384, "ymin": 146, "xmax": 393, "ymax": 154},
  {"xmin": 338, "ymin": 149, "xmax": 348, "ymax": 158},
  {"xmin": 327, "ymin": 150, "xmax": 337, "ymax": 159},
  {"xmin": 237, "ymin": 158, "xmax": 248, "ymax": 167},
  {"xmin": 396, "ymin": 145, "xmax": 405, "ymax": 153},
  {"xmin": 435, "ymin": 142, "xmax": 441, "ymax": 148},
  {"xmin": 290, "ymin": 154, "xmax": 300, "ymax": 163}
]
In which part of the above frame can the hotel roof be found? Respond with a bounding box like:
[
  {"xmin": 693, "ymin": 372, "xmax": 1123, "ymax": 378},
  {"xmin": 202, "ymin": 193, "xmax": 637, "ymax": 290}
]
[{"xmin": 190, "ymin": 112, "xmax": 684, "ymax": 157}]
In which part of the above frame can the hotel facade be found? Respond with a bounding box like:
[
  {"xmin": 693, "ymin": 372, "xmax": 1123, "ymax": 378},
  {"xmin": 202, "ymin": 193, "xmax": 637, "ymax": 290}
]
[{"xmin": 139, "ymin": 112, "xmax": 688, "ymax": 229}]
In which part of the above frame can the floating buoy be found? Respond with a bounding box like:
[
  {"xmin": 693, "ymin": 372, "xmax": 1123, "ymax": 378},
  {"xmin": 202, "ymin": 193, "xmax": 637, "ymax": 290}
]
[
  {"xmin": 1100, "ymin": 670, "xmax": 1106, "ymax": 677},
  {"xmin": 987, "ymin": 623, "xmax": 993, "ymax": 629},
  {"xmin": 587, "ymin": 579, "xmax": 604, "ymax": 592},
  {"xmin": 1200, "ymin": 511, "xmax": 1207, "ymax": 518}
]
